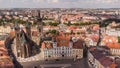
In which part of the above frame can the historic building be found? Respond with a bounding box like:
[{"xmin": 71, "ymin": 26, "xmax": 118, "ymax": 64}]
[
  {"xmin": 106, "ymin": 43, "xmax": 120, "ymax": 56},
  {"xmin": 41, "ymin": 34, "xmax": 84, "ymax": 60},
  {"xmin": 36, "ymin": 10, "xmax": 44, "ymax": 46},
  {"xmin": 11, "ymin": 23, "xmax": 39, "ymax": 58},
  {"xmin": 12, "ymin": 23, "xmax": 32, "ymax": 58},
  {"xmin": 5, "ymin": 10, "xmax": 42, "ymax": 59},
  {"xmin": 25, "ymin": 22, "xmax": 31, "ymax": 39},
  {"xmin": 87, "ymin": 47, "xmax": 115, "ymax": 68},
  {"xmin": 31, "ymin": 30, "xmax": 40, "ymax": 45}
]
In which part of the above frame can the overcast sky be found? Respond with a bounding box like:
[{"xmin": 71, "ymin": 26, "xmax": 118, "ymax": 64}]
[{"xmin": 0, "ymin": 0, "xmax": 120, "ymax": 8}]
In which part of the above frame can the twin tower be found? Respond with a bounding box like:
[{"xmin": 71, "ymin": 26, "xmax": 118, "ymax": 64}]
[{"xmin": 12, "ymin": 10, "xmax": 43, "ymax": 58}]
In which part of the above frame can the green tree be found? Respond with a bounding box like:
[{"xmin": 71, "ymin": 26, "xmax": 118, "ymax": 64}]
[
  {"xmin": 0, "ymin": 19, "xmax": 4, "ymax": 25},
  {"xmin": 67, "ymin": 21, "xmax": 72, "ymax": 26},
  {"xmin": 49, "ymin": 22, "xmax": 59, "ymax": 26},
  {"xmin": 72, "ymin": 23, "xmax": 79, "ymax": 26},
  {"xmin": 42, "ymin": 22, "xmax": 46, "ymax": 26},
  {"xmin": 48, "ymin": 29, "xmax": 58, "ymax": 35},
  {"xmin": 77, "ymin": 32, "xmax": 80, "ymax": 35}
]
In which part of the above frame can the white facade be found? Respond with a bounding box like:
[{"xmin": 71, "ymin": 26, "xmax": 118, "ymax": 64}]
[
  {"xmin": 85, "ymin": 38, "xmax": 97, "ymax": 47},
  {"xmin": 110, "ymin": 48, "xmax": 120, "ymax": 56},
  {"xmin": 0, "ymin": 26, "xmax": 11, "ymax": 35},
  {"xmin": 72, "ymin": 49, "xmax": 83, "ymax": 59},
  {"xmin": 106, "ymin": 29, "xmax": 120, "ymax": 36},
  {"xmin": 43, "ymin": 46, "xmax": 72, "ymax": 60},
  {"xmin": 42, "ymin": 41, "xmax": 83, "ymax": 60}
]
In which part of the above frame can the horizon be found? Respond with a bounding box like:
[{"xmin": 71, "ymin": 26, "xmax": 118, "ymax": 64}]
[{"xmin": 1, "ymin": 7, "xmax": 120, "ymax": 9}]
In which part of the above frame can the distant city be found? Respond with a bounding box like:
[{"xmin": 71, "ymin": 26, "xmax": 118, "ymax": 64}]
[{"xmin": 0, "ymin": 8, "xmax": 120, "ymax": 68}]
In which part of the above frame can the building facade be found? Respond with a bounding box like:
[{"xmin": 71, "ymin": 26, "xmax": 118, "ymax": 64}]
[{"xmin": 41, "ymin": 36, "xmax": 84, "ymax": 60}]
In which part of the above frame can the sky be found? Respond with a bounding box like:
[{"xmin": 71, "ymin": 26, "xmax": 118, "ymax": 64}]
[{"xmin": 0, "ymin": 0, "xmax": 120, "ymax": 8}]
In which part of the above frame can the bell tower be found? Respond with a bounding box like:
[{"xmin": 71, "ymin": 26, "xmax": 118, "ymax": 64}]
[
  {"xmin": 14, "ymin": 23, "xmax": 21, "ymax": 57},
  {"xmin": 37, "ymin": 10, "xmax": 43, "ymax": 46},
  {"xmin": 57, "ymin": 11, "xmax": 62, "ymax": 24},
  {"xmin": 25, "ymin": 22, "xmax": 31, "ymax": 39},
  {"xmin": 13, "ymin": 23, "xmax": 32, "ymax": 58}
]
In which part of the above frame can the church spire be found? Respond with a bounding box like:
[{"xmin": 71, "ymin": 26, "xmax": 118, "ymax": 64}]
[
  {"xmin": 25, "ymin": 21, "xmax": 31, "ymax": 39},
  {"xmin": 37, "ymin": 10, "xmax": 43, "ymax": 46}
]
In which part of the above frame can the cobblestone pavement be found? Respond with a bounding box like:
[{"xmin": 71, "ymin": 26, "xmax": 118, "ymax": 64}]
[{"xmin": 20, "ymin": 58, "xmax": 92, "ymax": 68}]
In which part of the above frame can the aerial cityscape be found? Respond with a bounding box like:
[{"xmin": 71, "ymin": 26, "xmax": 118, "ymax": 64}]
[{"xmin": 0, "ymin": 0, "xmax": 120, "ymax": 68}]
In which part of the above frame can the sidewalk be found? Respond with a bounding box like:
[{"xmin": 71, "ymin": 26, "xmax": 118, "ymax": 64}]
[{"xmin": 17, "ymin": 53, "xmax": 44, "ymax": 62}]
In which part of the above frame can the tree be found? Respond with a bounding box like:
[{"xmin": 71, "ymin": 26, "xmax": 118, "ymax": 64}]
[
  {"xmin": 0, "ymin": 19, "xmax": 4, "ymax": 25},
  {"xmin": 72, "ymin": 23, "xmax": 79, "ymax": 26},
  {"xmin": 42, "ymin": 22, "xmax": 46, "ymax": 26},
  {"xmin": 49, "ymin": 22, "xmax": 59, "ymax": 26},
  {"xmin": 101, "ymin": 18, "xmax": 120, "ymax": 27},
  {"xmin": 77, "ymin": 32, "xmax": 80, "ymax": 35},
  {"xmin": 67, "ymin": 21, "xmax": 72, "ymax": 26},
  {"xmin": 49, "ymin": 29, "xmax": 58, "ymax": 35}
]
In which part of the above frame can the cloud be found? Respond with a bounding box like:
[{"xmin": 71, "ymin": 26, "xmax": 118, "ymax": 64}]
[
  {"xmin": 59, "ymin": 0, "xmax": 79, "ymax": 2},
  {"xmin": 46, "ymin": 0, "xmax": 59, "ymax": 3},
  {"xmin": 0, "ymin": 0, "xmax": 120, "ymax": 8},
  {"xmin": 33, "ymin": 0, "xmax": 44, "ymax": 3},
  {"xmin": 94, "ymin": 0, "xmax": 118, "ymax": 4}
]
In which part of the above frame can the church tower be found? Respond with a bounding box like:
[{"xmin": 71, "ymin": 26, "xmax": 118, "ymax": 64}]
[
  {"xmin": 19, "ymin": 30, "xmax": 32, "ymax": 58},
  {"xmin": 14, "ymin": 23, "xmax": 22, "ymax": 57},
  {"xmin": 57, "ymin": 11, "xmax": 62, "ymax": 24},
  {"xmin": 13, "ymin": 23, "xmax": 32, "ymax": 58},
  {"xmin": 25, "ymin": 22, "xmax": 31, "ymax": 39},
  {"xmin": 37, "ymin": 10, "xmax": 43, "ymax": 46}
]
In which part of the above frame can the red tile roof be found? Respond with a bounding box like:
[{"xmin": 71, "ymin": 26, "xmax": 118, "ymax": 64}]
[
  {"xmin": 92, "ymin": 25, "xmax": 99, "ymax": 31},
  {"xmin": 68, "ymin": 26, "xmax": 78, "ymax": 30},
  {"xmin": 56, "ymin": 36, "xmax": 70, "ymax": 47},
  {"xmin": 41, "ymin": 42, "xmax": 53, "ymax": 49},
  {"xmin": 31, "ymin": 31, "xmax": 39, "ymax": 36},
  {"xmin": 90, "ymin": 34, "xmax": 99, "ymax": 42},
  {"xmin": 103, "ymin": 36, "xmax": 118, "ymax": 44},
  {"xmin": 73, "ymin": 39, "xmax": 84, "ymax": 49},
  {"xmin": 107, "ymin": 43, "xmax": 120, "ymax": 49}
]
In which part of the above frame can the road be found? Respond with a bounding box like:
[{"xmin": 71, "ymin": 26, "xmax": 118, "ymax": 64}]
[{"xmin": 20, "ymin": 58, "xmax": 92, "ymax": 68}]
